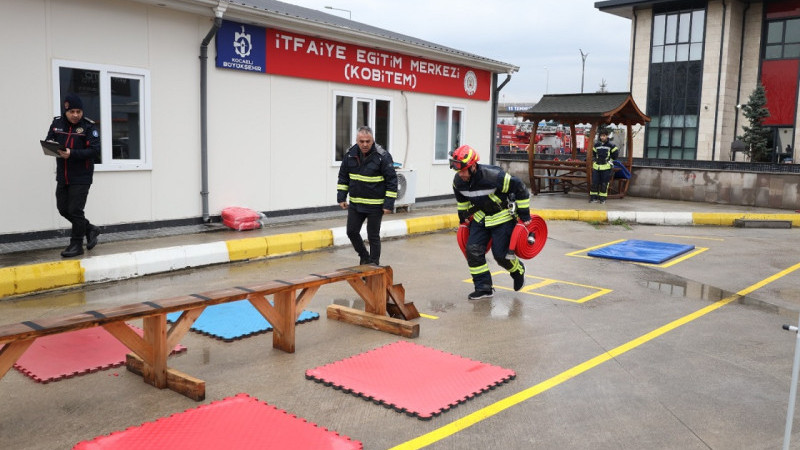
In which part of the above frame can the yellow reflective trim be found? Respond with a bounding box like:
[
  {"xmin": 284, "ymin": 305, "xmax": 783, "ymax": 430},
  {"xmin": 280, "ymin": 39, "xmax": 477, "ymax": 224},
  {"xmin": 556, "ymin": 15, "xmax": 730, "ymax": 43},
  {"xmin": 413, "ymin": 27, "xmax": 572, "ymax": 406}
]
[
  {"xmin": 349, "ymin": 197, "xmax": 385, "ymax": 205},
  {"xmin": 502, "ymin": 173, "xmax": 511, "ymax": 193},
  {"xmin": 337, "ymin": 184, "xmax": 349, "ymax": 191},
  {"xmin": 350, "ymin": 174, "xmax": 385, "ymax": 183},
  {"xmin": 386, "ymin": 191, "xmax": 398, "ymax": 198},
  {"xmin": 516, "ymin": 198, "xmax": 530, "ymax": 208},
  {"xmin": 469, "ymin": 264, "xmax": 489, "ymax": 275},
  {"xmin": 460, "ymin": 148, "xmax": 474, "ymax": 163},
  {"xmin": 484, "ymin": 210, "xmax": 513, "ymax": 227}
]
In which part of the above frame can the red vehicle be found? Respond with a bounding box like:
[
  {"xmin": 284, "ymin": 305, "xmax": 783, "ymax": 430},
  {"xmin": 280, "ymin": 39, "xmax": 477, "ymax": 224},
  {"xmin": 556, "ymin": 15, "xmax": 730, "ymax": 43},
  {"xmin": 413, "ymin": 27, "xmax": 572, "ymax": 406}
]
[{"xmin": 496, "ymin": 123, "xmax": 531, "ymax": 153}]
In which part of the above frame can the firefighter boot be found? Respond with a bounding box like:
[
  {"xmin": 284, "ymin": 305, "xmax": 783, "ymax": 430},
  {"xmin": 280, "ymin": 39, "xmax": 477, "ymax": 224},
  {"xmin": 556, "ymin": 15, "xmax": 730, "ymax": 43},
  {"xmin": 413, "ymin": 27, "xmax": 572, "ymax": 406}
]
[
  {"xmin": 61, "ymin": 240, "xmax": 84, "ymax": 258},
  {"xmin": 511, "ymin": 263, "xmax": 526, "ymax": 291}
]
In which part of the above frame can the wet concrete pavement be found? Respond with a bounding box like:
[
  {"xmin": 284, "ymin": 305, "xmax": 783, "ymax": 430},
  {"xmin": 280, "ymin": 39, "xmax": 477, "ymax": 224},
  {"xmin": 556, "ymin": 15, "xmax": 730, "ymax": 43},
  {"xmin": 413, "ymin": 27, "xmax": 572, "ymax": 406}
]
[{"xmin": 2, "ymin": 194, "xmax": 800, "ymax": 449}]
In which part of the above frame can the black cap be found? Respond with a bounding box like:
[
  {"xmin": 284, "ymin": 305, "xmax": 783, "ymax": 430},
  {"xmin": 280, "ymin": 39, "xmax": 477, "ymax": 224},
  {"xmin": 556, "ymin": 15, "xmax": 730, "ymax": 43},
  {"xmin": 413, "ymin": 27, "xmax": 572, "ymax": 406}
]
[{"xmin": 64, "ymin": 94, "xmax": 84, "ymax": 112}]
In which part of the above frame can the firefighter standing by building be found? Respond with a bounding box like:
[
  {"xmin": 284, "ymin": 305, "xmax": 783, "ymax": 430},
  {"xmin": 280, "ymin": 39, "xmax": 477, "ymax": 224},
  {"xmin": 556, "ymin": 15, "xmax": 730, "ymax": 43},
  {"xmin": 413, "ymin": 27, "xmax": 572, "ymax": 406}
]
[
  {"xmin": 589, "ymin": 127, "xmax": 618, "ymax": 204},
  {"xmin": 450, "ymin": 145, "xmax": 531, "ymax": 300},
  {"xmin": 337, "ymin": 126, "xmax": 398, "ymax": 265}
]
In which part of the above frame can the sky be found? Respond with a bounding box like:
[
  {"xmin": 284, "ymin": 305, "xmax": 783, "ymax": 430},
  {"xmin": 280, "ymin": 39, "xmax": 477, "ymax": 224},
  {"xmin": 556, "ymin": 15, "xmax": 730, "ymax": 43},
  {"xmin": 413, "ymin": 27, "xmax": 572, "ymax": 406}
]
[{"xmin": 282, "ymin": 0, "xmax": 633, "ymax": 103}]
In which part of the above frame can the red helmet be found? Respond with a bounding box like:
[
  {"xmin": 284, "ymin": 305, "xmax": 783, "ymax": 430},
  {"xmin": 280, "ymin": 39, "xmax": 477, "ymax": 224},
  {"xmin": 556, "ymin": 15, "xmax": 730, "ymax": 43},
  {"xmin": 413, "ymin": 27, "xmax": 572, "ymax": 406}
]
[{"xmin": 449, "ymin": 145, "xmax": 480, "ymax": 171}]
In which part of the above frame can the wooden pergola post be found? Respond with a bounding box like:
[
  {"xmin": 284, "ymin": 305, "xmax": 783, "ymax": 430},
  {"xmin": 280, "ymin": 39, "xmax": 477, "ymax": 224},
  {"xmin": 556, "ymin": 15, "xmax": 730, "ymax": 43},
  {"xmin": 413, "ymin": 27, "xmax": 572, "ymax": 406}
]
[{"xmin": 515, "ymin": 93, "xmax": 650, "ymax": 199}]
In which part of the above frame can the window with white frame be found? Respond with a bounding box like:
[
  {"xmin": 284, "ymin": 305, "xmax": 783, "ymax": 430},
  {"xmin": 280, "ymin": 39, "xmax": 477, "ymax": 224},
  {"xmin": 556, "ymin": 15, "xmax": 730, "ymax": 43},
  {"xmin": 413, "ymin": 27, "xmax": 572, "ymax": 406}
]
[
  {"xmin": 434, "ymin": 104, "xmax": 463, "ymax": 162},
  {"xmin": 53, "ymin": 60, "xmax": 151, "ymax": 170},
  {"xmin": 333, "ymin": 92, "xmax": 391, "ymax": 162}
]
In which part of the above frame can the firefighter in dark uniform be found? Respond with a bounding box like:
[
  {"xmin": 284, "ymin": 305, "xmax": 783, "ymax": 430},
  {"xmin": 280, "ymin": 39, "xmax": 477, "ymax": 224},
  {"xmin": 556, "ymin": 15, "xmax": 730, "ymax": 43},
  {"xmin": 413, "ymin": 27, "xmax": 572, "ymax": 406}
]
[
  {"xmin": 450, "ymin": 145, "xmax": 531, "ymax": 300},
  {"xmin": 337, "ymin": 126, "xmax": 398, "ymax": 265},
  {"xmin": 45, "ymin": 94, "xmax": 101, "ymax": 257},
  {"xmin": 589, "ymin": 127, "xmax": 618, "ymax": 204}
]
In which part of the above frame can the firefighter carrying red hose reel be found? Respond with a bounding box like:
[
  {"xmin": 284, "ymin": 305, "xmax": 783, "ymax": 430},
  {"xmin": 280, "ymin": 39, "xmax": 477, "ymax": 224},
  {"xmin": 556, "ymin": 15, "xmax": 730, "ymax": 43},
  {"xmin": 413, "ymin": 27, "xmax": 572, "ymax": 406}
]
[{"xmin": 450, "ymin": 144, "xmax": 548, "ymax": 300}]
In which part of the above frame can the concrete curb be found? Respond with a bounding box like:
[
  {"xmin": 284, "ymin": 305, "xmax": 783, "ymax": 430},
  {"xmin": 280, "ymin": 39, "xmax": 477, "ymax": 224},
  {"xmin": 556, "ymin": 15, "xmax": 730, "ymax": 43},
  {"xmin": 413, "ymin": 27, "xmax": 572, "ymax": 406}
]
[{"xmin": 1, "ymin": 210, "xmax": 798, "ymax": 299}]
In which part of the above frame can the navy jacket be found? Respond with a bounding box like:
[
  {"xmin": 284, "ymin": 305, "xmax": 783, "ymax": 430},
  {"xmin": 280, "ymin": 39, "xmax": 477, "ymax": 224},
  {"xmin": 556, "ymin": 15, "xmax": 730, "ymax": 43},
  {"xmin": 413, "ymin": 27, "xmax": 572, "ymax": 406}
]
[
  {"xmin": 46, "ymin": 116, "xmax": 101, "ymax": 185},
  {"xmin": 337, "ymin": 144, "xmax": 398, "ymax": 211},
  {"xmin": 453, "ymin": 164, "xmax": 531, "ymax": 227}
]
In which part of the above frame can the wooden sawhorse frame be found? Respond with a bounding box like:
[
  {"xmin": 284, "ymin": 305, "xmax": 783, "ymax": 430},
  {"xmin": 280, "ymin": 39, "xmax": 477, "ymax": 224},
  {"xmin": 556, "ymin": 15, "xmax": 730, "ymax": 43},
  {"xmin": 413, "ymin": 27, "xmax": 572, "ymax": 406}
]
[{"xmin": 0, "ymin": 265, "xmax": 418, "ymax": 401}]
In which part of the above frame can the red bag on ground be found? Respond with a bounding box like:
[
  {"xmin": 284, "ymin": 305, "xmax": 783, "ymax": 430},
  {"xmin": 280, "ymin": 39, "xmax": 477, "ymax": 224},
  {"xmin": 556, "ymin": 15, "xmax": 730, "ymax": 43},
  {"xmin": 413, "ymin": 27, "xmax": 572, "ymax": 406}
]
[{"xmin": 221, "ymin": 207, "xmax": 265, "ymax": 231}]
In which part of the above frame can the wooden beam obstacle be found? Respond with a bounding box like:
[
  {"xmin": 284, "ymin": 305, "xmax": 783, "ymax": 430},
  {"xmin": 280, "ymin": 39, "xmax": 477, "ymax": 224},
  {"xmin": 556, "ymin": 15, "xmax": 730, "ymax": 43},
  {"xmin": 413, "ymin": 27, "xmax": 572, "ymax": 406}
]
[{"xmin": 0, "ymin": 264, "xmax": 419, "ymax": 400}]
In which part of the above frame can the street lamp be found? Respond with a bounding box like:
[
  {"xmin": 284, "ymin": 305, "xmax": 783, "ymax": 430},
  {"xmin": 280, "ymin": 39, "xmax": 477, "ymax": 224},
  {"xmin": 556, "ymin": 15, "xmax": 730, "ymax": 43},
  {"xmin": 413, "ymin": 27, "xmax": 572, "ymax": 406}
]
[
  {"xmin": 324, "ymin": 6, "xmax": 351, "ymax": 20},
  {"xmin": 543, "ymin": 66, "xmax": 549, "ymax": 95}
]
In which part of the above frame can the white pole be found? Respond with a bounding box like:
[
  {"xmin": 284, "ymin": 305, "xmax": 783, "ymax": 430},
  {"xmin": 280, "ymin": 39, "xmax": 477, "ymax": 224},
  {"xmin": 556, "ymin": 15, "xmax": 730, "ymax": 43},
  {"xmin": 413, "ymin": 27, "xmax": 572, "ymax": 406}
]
[{"xmin": 783, "ymin": 316, "xmax": 800, "ymax": 450}]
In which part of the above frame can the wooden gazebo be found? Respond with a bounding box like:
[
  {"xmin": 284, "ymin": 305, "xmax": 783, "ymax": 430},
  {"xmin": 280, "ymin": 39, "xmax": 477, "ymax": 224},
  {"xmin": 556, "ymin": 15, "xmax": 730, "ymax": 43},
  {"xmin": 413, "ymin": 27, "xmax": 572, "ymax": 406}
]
[{"xmin": 515, "ymin": 92, "xmax": 650, "ymax": 198}]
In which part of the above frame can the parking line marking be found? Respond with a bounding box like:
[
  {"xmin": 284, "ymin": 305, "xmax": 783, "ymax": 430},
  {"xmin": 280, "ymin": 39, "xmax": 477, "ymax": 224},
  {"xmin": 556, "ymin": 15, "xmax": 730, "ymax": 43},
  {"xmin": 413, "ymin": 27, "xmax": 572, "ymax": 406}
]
[
  {"xmin": 656, "ymin": 233, "xmax": 725, "ymax": 242},
  {"xmin": 391, "ymin": 261, "xmax": 800, "ymax": 450},
  {"xmin": 465, "ymin": 272, "xmax": 612, "ymax": 303}
]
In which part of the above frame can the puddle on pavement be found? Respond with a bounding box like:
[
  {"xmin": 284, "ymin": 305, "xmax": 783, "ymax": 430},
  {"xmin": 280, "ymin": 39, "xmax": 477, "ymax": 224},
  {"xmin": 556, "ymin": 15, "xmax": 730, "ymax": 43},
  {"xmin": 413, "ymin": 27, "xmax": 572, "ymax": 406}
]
[{"xmin": 640, "ymin": 277, "xmax": 798, "ymax": 319}]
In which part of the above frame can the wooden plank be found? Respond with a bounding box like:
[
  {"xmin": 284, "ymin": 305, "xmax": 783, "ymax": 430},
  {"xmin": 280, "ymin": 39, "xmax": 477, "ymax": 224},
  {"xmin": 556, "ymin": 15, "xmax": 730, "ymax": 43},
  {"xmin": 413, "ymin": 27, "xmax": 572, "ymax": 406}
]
[
  {"xmin": 294, "ymin": 286, "xmax": 320, "ymax": 321},
  {"xmin": 166, "ymin": 307, "xmax": 205, "ymax": 351},
  {"xmin": 126, "ymin": 353, "xmax": 205, "ymax": 401},
  {"xmin": 365, "ymin": 274, "xmax": 387, "ymax": 315},
  {"xmin": 273, "ymin": 291, "xmax": 296, "ymax": 353},
  {"xmin": 346, "ymin": 277, "xmax": 373, "ymax": 306},
  {"xmin": 0, "ymin": 265, "xmax": 392, "ymax": 345},
  {"xmin": 327, "ymin": 304, "xmax": 419, "ymax": 338},
  {"xmin": 103, "ymin": 321, "xmax": 153, "ymax": 363},
  {"xmin": 143, "ymin": 315, "xmax": 168, "ymax": 388},
  {"xmin": 387, "ymin": 283, "xmax": 420, "ymax": 320},
  {"xmin": 247, "ymin": 294, "xmax": 282, "ymax": 333},
  {"xmin": 0, "ymin": 339, "xmax": 34, "ymax": 379}
]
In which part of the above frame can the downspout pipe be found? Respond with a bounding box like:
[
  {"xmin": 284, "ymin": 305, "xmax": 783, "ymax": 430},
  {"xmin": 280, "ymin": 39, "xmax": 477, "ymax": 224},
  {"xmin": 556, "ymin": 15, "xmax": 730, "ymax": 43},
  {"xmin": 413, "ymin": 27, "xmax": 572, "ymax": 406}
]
[
  {"xmin": 491, "ymin": 73, "xmax": 512, "ymax": 165},
  {"xmin": 711, "ymin": 0, "xmax": 727, "ymax": 161},
  {"xmin": 200, "ymin": 3, "xmax": 227, "ymax": 222},
  {"xmin": 630, "ymin": 9, "xmax": 637, "ymax": 92}
]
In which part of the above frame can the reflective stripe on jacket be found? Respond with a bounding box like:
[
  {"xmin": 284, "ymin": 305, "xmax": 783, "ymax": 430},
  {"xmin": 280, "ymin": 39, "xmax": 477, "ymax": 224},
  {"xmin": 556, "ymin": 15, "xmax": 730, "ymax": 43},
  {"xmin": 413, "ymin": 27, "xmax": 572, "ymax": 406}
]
[
  {"xmin": 592, "ymin": 140, "xmax": 618, "ymax": 170},
  {"xmin": 336, "ymin": 143, "xmax": 398, "ymax": 210},
  {"xmin": 452, "ymin": 164, "xmax": 531, "ymax": 227}
]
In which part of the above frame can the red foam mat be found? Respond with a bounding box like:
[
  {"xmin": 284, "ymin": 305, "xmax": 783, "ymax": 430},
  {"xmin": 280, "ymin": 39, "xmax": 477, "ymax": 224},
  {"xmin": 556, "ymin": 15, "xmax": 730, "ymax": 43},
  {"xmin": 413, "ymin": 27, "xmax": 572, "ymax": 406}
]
[
  {"xmin": 306, "ymin": 340, "xmax": 515, "ymax": 420},
  {"xmin": 6, "ymin": 325, "xmax": 186, "ymax": 383},
  {"xmin": 73, "ymin": 393, "xmax": 362, "ymax": 449}
]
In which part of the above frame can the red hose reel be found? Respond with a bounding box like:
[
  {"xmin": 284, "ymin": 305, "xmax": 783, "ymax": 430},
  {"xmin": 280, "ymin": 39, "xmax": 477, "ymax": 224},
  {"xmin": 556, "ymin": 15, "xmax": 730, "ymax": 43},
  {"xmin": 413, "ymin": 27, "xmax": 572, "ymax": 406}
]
[{"xmin": 457, "ymin": 215, "xmax": 547, "ymax": 260}]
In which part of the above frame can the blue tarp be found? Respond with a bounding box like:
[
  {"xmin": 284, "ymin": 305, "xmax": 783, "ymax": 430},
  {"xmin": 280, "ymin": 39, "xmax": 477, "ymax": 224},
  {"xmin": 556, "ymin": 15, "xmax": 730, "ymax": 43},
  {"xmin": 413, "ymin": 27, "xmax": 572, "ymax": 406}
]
[
  {"xmin": 166, "ymin": 300, "xmax": 319, "ymax": 341},
  {"xmin": 613, "ymin": 160, "xmax": 631, "ymax": 179},
  {"xmin": 587, "ymin": 239, "xmax": 695, "ymax": 264}
]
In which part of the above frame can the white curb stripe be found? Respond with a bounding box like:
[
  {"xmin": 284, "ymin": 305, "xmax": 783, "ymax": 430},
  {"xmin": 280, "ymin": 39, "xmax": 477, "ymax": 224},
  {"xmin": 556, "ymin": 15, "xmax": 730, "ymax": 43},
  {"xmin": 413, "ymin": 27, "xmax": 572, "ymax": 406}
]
[{"xmin": 82, "ymin": 253, "xmax": 139, "ymax": 282}]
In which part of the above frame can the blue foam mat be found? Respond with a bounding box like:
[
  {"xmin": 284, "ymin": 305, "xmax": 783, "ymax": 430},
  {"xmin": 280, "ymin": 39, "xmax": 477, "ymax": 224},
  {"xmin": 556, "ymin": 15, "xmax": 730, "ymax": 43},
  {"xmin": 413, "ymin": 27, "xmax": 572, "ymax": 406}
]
[
  {"xmin": 167, "ymin": 300, "xmax": 319, "ymax": 341},
  {"xmin": 587, "ymin": 239, "xmax": 695, "ymax": 264}
]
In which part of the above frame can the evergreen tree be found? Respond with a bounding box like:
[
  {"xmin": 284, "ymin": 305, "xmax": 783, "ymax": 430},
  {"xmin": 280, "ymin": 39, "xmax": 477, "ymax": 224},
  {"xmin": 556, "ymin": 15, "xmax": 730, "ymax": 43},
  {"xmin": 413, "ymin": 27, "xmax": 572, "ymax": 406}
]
[{"xmin": 738, "ymin": 83, "xmax": 771, "ymax": 162}]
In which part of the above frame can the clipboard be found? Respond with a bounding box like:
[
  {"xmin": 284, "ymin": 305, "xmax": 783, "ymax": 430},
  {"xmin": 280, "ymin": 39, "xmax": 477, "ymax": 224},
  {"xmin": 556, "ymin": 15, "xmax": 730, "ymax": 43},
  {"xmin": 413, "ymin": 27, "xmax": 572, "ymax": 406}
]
[{"xmin": 40, "ymin": 140, "xmax": 63, "ymax": 157}]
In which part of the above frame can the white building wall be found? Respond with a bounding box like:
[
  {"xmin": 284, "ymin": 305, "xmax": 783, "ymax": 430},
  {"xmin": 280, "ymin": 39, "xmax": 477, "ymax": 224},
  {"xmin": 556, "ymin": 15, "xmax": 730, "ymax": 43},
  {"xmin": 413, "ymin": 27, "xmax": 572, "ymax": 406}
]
[
  {"xmin": 630, "ymin": 7, "xmax": 653, "ymax": 158},
  {"xmin": 1, "ymin": 0, "xmax": 495, "ymax": 236}
]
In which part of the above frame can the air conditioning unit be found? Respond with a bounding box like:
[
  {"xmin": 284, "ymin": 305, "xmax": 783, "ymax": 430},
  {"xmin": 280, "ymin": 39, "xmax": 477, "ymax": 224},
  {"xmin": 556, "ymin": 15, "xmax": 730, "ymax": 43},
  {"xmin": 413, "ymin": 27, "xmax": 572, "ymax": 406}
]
[{"xmin": 394, "ymin": 168, "xmax": 417, "ymax": 211}]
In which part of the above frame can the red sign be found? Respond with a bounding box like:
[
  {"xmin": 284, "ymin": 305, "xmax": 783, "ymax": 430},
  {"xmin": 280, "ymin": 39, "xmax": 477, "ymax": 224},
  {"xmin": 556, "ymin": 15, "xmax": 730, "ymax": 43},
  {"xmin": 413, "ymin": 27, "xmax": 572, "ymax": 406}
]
[{"xmin": 265, "ymin": 29, "xmax": 491, "ymax": 101}]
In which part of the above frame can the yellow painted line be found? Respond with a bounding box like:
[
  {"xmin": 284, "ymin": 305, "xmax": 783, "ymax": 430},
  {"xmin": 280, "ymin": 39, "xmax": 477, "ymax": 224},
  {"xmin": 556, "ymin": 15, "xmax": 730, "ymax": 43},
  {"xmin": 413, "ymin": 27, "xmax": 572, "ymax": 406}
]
[
  {"xmin": 650, "ymin": 247, "xmax": 708, "ymax": 268},
  {"xmin": 226, "ymin": 236, "xmax": 268, "ymax": 261},
  {"xmin": 656, "ymin": 233, "xmax": 725, "ymax": 242},
  {"xmin": 13, "ymin": 261, "xmax": 84, "ymax": 295},
  {"xmin": 406, "ymin": 214, "xmax": 459, "ymax": 234},
  {"xmin": 266, "ymin": 233, "xmax": 302, "ymax": 256},
  {"xmin": 468, "ymin": 272, "xmax": 612, "ymax": 304},
  {"xmin": 299, "ymin": 229, "xmax": 333, "ymax": 251},
  {"xmin": 419, "ymin": 313, "xmax": 439, "ymax": 320},
  {"xmin": 390, "ymin": 261, "xmax": 800, "ymax": 450},
  {"xmin": 566, "ymin": 239, "xmax": 626, "ymax": 257}
]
